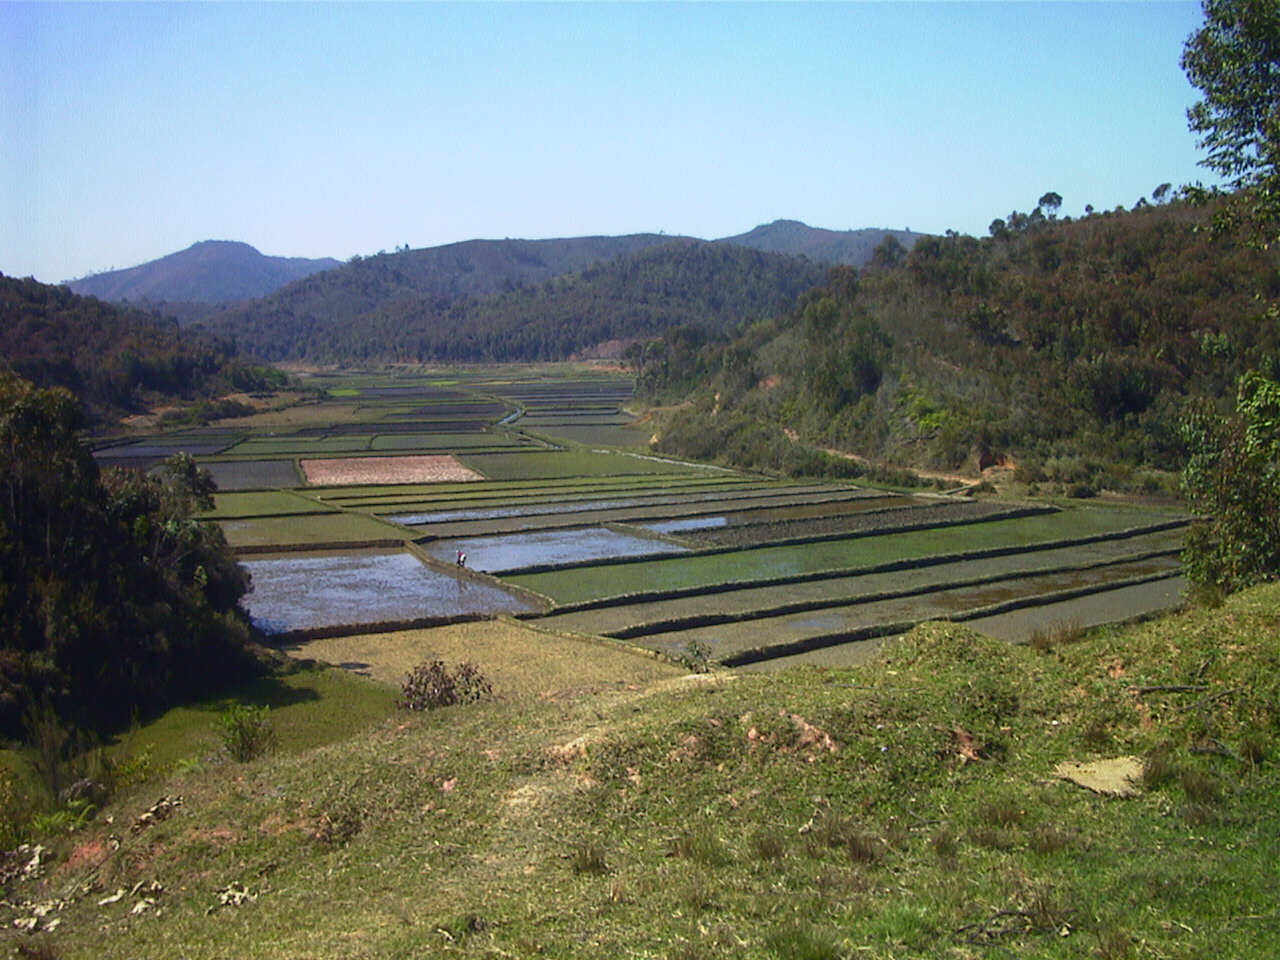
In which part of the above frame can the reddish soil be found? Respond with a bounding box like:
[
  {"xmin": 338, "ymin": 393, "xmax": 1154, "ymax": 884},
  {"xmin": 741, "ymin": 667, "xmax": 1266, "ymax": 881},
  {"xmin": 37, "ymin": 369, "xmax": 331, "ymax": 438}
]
[{"xmin": 300, "ymin": 455, "xmax": 483, "ymax": 485}]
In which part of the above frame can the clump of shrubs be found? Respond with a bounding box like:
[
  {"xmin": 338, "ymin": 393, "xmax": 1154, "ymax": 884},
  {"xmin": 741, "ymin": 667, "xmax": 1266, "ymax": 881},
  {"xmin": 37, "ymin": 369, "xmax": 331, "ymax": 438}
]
[
  {"xmin": 399, "ymin": 660, "xmax": 494, "ymax": 711},
  {"xmin": 216, "ymin": 703, "xmax": 277, "ymax": 762}
]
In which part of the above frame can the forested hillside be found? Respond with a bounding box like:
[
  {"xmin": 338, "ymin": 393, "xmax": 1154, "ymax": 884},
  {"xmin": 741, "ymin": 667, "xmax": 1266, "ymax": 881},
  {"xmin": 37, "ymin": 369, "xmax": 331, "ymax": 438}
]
[
  {"xmin": 639, "ymin": 199, "xmax": 1280, "ymax": 494},
  {"xmin": 0, "ymin": 375, "xmax": 258, "ymax": 739},
  {"xmin": 202, "ymin": 241, "xmax": 827, "ymax": 362},
  {"xmin": 0, "ymin": 274, "xmax": 282, "ymax": 425}
]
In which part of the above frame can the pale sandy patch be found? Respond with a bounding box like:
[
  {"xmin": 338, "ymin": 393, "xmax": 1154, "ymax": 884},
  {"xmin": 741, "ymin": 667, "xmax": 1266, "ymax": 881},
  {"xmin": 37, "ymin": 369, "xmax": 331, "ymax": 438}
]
[{"xmin": 300, "ymin": 455, "xmax": 482, "ymax": 486}]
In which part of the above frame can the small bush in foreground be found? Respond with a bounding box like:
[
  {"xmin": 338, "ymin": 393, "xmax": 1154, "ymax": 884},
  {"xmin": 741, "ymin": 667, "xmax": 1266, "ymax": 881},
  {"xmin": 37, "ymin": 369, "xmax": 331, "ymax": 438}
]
[
  {"xmin": 399, "ymin": 660, "xmax": 493, "ymax": 711},
  {"xmin": 570, "ymin": 840, "xmax": 609, "ymax": 875},
  {"xmin": 764, "ymin": 921, "xmax": 844, "ymax": 960},
  {"xmin": 216, "ymin": 703, "xmax": 277, "ymax": 762}
]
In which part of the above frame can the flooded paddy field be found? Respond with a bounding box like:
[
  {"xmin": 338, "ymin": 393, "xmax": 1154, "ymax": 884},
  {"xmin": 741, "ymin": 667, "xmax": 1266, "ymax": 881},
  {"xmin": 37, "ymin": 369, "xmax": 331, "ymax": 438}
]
[
  {"xmin": 421, "ymin": 526, "xmax": 691, "ymax": 574},
  {"xmin": 241, "ymin": 551, "xmax": 540, "ymax": 635}
]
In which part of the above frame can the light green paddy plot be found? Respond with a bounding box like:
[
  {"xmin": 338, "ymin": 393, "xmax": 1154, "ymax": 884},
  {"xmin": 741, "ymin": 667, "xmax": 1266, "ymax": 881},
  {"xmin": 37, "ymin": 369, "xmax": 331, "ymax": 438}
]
[
  {"xmin": 516, "ymin": 422, "xmax": 651, "ymax": 448},
  {"xmin": 317, "ymin": 475, "xmax": 763, "ymax": 509},
  {"xmin": 458, "ymin": 449, "xmax": 725, "ymax": 481},
  {"xmin": 205, "ymin": 490, "xmax": 338, "ymax": 519},
  {"xmin": 537, "ymin": 526, "xmax": 1187, "ymax": 638},
  {"xmin": 377, "ymin": 482, "xmax": 867, "ymax": 523},
  {"xmin": 216, "ymin": 512, "xmax": 404, "ymax": 549},
  {"xmin": 636, "ymin": 555, "xmax": 1184, "ymax": 663},
  {"xmin": 367, "ymin": 433, "xmax": 530, "ymax": 452},
  {"xmin": 393, "ymin": 488, "xmax": 891, "ymax": 538},
  {"xmin": 223, "ymin": 436, "xmax": 374, "ymax": 456},
  {"xmin": 508, "ymin": 506, "xmax": 1176, "ymax": 605}
]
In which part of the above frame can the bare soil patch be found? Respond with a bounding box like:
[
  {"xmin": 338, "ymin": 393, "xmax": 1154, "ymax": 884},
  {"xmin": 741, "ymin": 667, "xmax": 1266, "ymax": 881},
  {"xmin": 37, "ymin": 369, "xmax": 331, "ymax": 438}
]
[{"xmin": 301, "ymin": 455, "xmax": 482, "ymax": 486}]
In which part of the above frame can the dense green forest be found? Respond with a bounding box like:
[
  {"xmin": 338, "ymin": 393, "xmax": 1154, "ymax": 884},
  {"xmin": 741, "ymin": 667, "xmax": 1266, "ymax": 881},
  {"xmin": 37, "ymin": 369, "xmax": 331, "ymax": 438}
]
[
  {"xmin": 0, "ymin": 274, "xmax": 283, "ymax": 426},
  {"xmin": 0, "ymin": 374, "xmax": 259, "ymax": 741},
  {"xmin": 638, "ymin": 198, "xmax": 1280, "ymax": 494},
  {"xmin": 201, "ymin": 240, "xmax": 827, "ymax": 363}
]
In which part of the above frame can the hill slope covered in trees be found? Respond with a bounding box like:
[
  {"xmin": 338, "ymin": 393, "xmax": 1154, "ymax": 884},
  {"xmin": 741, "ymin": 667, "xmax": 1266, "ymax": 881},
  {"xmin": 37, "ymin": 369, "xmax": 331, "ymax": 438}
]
[
  {"xmin": 638, "ymin": 199, "xmax": 1279, "ymax": 494},
  {"xmin": 201, "ymin": 240, "xmax": 828, "ymax": 363},
  {"xmin": 0, "ymin": 274, "xmax": 282, "ymax": 425}
]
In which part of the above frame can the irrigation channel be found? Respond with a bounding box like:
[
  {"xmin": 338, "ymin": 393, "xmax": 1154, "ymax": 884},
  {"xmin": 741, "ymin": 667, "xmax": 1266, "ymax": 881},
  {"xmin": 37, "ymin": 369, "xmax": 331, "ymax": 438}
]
[{"xmin": 158, "ymin": 369, "xmax": 1194, "ymax": 668}]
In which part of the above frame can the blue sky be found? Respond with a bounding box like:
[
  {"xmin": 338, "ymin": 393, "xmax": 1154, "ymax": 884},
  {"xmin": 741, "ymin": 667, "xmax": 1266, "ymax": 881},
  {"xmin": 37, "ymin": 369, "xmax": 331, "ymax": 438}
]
[{"xmin": 3, "ymin": 1, "xmax": 1212, "ymax": 285}]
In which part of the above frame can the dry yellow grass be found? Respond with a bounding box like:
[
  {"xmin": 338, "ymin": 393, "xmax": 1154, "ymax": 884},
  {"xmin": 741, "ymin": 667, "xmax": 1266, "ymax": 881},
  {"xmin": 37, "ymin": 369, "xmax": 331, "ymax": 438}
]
[{"xmin": 283, "ymin": 618, "xmax": 683, "ymax": 699}]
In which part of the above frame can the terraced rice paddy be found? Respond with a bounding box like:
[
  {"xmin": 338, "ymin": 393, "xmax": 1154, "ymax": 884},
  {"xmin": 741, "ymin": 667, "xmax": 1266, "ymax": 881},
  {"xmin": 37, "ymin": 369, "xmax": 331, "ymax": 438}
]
[
  {"xmin": 203, "ymin": 459, "xmax": 301, "ymax": 491},
  {"xmin": 107, "ymin": 367, "xmax": 1189, "ymax": 665},
  {"xmin": 421, "ymin": 526, "xmax": 690, "ymax": 574},
  {"xmin": 241, "ymin": 551, "xmax": 539, "ymax": 634}
]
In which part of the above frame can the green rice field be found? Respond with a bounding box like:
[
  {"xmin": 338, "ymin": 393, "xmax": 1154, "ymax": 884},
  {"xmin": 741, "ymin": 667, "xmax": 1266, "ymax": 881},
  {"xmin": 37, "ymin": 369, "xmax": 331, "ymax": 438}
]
[{"xmin": 102, "ymin": 366, "xmax": 1190, "ymax": 661}]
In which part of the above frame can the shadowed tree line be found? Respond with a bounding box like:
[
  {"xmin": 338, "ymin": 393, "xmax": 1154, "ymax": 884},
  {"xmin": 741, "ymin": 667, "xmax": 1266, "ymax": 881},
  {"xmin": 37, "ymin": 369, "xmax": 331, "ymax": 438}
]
[
  {"xmin": 0, "ymin": 274, "xmax": 284, "ymax": 426},
  {"xmin": 0, "ymin": 374, "xmax": 259, "ymax": 741}
]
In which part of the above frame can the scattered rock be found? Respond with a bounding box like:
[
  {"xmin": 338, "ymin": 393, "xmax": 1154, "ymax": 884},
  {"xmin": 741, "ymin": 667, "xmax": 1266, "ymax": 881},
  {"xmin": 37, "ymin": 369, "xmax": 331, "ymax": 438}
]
[
  {"xmin": 1054, "ymin": 757, "xmax": 1144, "ymax": 797},
  {"xmin": 0, "ymin": 844, "xmax": 47, "ymax": 886},
  {"xmin": 130, "ymin": 796, "xmax": 183, "ymax": 835},
  {"xmin": 208, "ymin": 881, "xmax": 257, "ymax": 914},
  {"xmin": 949, "ymin": 727, "xmax": 986, "ymax": 763}
]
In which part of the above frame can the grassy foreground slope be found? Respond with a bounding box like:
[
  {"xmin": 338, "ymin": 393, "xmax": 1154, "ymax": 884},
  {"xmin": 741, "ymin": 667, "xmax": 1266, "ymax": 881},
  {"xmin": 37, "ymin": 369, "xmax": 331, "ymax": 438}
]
[{"xmin": 10, "ymin": 586, "xmax": 1280, "ymax": 958}]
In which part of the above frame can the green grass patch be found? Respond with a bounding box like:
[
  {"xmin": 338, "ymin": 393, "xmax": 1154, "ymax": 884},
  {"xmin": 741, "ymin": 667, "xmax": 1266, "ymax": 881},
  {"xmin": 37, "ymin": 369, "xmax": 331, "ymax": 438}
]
[
  {"xmin": 224, "ymin": 436, "xmax": 374, "ymax": 456},
  {"xmin": 14, "ymin": 584, "xmax": 1280, "ymax": 958},
  {"xmin": 319, "ymin": 475, "xmax": 761, "ymax": 509},
  {"xmin": 205, "ymin": 491, "xmax": 338, "ymax": 519},
  {"xmin": 367, "ymin": 433, "xmax": 528, "ymax": 451},
  {"xmin": 106, "ymin": 663, "xmax": 397, "ymax": 772},
  {"xmin": 461, "ymin": 449, "xmax": 718, "ymax": 480},
  {"xmin": 217, "ymin": 512, "xmax": 404, "ymax": 549}
]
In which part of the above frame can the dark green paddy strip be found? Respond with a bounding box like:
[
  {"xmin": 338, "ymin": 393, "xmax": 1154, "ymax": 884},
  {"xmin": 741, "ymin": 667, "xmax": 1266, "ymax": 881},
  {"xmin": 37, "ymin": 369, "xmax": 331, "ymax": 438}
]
[{"xmin": 507, "ymin": 510, "xmax": 1186, "ymax": 605}]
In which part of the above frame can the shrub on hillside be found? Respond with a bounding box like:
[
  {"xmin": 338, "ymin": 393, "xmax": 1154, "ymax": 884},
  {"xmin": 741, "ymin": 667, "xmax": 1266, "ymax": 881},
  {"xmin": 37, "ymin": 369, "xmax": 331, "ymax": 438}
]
[
  {"xmin": 399, "ymin": 660, "xmax": 494, "ymax": 711},
  {"xmin": 216, "ymin": 703, "xmax": 277, "ymax": 762}
]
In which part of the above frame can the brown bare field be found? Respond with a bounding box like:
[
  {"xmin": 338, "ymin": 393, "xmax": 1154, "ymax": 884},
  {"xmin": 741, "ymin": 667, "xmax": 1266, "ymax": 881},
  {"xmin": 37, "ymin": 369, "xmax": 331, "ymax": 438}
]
[
  {"xmin": 284, "ymin": 619, "xmax": 683, "ymax": 700},
  {"xmin": 301, "ymin": 454, "xmax": 483, "ymax": 485}
]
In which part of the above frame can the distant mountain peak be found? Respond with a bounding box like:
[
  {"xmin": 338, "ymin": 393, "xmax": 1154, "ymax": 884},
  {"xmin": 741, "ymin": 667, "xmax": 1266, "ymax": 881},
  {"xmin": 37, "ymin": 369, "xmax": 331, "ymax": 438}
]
[
  {"xmin": 717, "ymin": 221, "xmax": 926, "ymax": 266},
  {"xmin": 67, "ymin": 242, "xmax": 341, "ymax": 305}
]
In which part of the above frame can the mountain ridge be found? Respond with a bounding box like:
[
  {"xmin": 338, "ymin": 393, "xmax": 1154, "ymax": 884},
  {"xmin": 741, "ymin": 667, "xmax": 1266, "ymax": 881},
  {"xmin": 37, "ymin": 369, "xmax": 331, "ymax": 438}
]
[
  {"xmin": 66, "ymin": 240, "xmax": 342, "ymax": 305},
  {"xmin": 718, "ymin": 219, "xmax": 925, "ymax": 263},
  {"xmin": 67, "ymin": 222, "xmax": 924, "ymax": 309}
]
